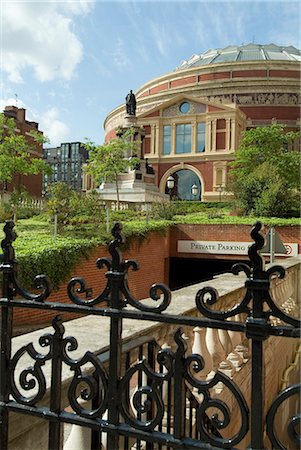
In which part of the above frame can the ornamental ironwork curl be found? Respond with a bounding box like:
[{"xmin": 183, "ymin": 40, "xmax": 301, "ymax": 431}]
[
  {"xmin": 67, "ymin": 257, "xmax": 111, "ymax": 306},
  {"xmin": 67, "ymin": 351, "xmax": 108, "ymax": 419},
  {"xmin": 119, "ymin": 345, "xmax": 175, "ymax": 431},
  {"xmin": 266, "ymin": 383, "xmax": 301, "ymax": 449},
  {"xmin": 111, "ymin": 222, "xmax": 172, "ymax": 312},
  {"xmin": 66, "ymin": 222, "xmax": 172, "ymax": 312},
  {"xmin": 175, "ymin": 329, "xmax": 249, "ymax": 448},
  {"xmin": 10, "ymin": 327, "xmax": 53, "ymax": 405},
  {"xmin": 195, "ymin": 222, "xmax": 301, "ymax": 329},
  {"xmin": 10, "ymin": 316, "xmax": 108, "ymax": 417},
  {"xmin": 119, "ymin": 328, "xmax": 248, "ymax": 447},
  {"xmin": 0, "ymin": 220, "xmax": 52, "ymax": 301}
]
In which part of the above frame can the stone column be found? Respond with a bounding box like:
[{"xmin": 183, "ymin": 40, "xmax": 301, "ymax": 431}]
[
  {"xmin": 205, "ymin": 120, "xmax": 211, "ymax": 152},
  {"xmin": 171, "ymin": 123, "xmax": 176, "ymax": 156},
  {"xmin": 151, "ymin": 125, "xmax": 156, "ymax": 155},
  {"xmin": 191, "ymin": 123, "xmax": 196, "ymax": 154},
  {"xmin": 230, "ymin": 119, "xmax": 236, "ymax": 151},
  {"xmin": 226, "ymin": 118, "xmax": 231, "ymax": 150}
]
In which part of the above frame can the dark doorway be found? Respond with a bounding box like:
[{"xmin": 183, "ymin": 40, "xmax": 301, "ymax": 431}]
[{"xmin": 169, "ymin": 257, "xmax": 248, "ymax": 290}]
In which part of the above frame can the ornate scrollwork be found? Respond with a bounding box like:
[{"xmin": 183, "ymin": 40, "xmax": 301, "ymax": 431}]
[
  {"xmin": 172, "ymin": 329, "xmax": 249, "ymax": 448},
  {"xmin": 66, "ymin": 222, "xmax": 172, "ymax": 312},
  {"xmin": 10, "ymin": 316, "xmax": 108, "ymax": 418},
  {"xmin": 266, "ymin": 384, "xmax": 300, "ymax": 449},
  {"xmin": 123, "ymin": 281, "xmax": 172, "ymax": 313},
  {"xmin": 67, "ymin": 351, "xmax": 108, "ymax": 419},
  {"xmin": 195, "ymin": 222, "xmax": 301, "ymax": 330},
  {"xmin": 119, "ymin": 346, "xmax": 174, "ymax": 431},
  {"xmin": 67, "ymin": 258, "xmax": 111, "ymax": 306},
  {"xmin": 10, "ymin": 330, "xmax": 52, "ymax": 405},
  {"xmin": 0, "ymin": 220, "xmax": 52, "ymax": 301}
]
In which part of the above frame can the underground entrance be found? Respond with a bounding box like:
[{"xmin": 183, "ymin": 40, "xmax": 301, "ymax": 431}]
[{"xmin": 169, "ymin": 257, "xmax": 249, "ymax": 290}]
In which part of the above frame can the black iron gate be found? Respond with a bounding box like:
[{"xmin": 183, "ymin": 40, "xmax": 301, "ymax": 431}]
[{"xmin": 0, "ymin": 220, "xmax": 300, "ymax": 449}]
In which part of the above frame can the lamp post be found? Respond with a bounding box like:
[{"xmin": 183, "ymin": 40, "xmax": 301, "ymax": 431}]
[
  {"xmin": 167, "ymin": 175, "xmax": 175, "ymax": 200},
  {"xmin": 191, "ymin": 184, "xmax": 198, "ymax": 200}
]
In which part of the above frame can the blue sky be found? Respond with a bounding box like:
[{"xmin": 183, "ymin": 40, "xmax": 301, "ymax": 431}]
[{"xmin": 1, "ymin": 0, "xmax": 300, "ymax": 146}]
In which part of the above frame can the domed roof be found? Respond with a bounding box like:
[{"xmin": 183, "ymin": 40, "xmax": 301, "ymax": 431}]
[{"xmin": 176, "ymin": 43, "xmax": 301, "ymax": 70}]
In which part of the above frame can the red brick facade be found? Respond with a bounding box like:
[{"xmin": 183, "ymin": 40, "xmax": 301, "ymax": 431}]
[
  {"xmin": 104, "ymin": 46, "xmax": 300, "ymax": 202},
  {"xmin": 2, "ymin": 106, "xmax": 44, "ymax": 198},
  {"xmin": 12, "ymin": 224, "xmax": 300, "ymax": 329}
]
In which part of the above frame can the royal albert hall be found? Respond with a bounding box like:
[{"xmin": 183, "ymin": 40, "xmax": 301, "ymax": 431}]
[{"xmin": 104, "ymin": 44, "xmax": 301, "ymax": 201}]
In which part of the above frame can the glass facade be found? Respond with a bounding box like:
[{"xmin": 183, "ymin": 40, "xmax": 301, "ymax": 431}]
[
  {"xmin": 176, "ymin": 124, "xmax": 192, "ymax": 154},
  {"xmin": 43, "ymin": 142, "xmax": 88, "ymax": 192}
]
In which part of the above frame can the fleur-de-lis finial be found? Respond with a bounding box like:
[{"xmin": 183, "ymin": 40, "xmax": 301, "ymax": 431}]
[
  {"xmin": 1, "ymin": 220, "xmax": 17, "ymax": 263},
  {"xmin": 248, "ymin": 221, "xmax": 265, "ymax": 275}
]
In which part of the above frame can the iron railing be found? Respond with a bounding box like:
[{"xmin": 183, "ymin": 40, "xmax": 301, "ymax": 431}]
[{"xmin": 0, "ymin": 220, "xmax": 300, "ymax": 449}]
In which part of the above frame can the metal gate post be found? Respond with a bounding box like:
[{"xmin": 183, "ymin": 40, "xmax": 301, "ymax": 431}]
[
  {"xmin": 246, "ymin": 224, "xmax": 269, "ymax": 450},
  {"xmin": 0, "ymin": 221, "xmax": 16, "ymax": 450},
  {"xmin": 48, "ymin": 317, "xmax": 64, "ymax": 450},
  {"xmin": 249, "ymin": 334, "xmax": 265, "ymax": 449},
  {"xmin": 106, "ymin": 224, "xmax": 126, "ymax": 450}
]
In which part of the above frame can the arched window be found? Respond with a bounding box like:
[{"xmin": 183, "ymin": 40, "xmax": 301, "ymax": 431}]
[{"xmin": 165, "ymin": 169, "xmax": 201, "ymax": 200}]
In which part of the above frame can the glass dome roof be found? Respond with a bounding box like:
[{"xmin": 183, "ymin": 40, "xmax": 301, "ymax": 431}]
[{"xmin": 176, "ymin": 43, "xmax": 301, "ymax": 70}]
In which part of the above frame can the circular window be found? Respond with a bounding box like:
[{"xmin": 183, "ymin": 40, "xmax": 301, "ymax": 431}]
[{"xmin": 179, "ymin": 102, "xmax": 190, "ymax": 114}]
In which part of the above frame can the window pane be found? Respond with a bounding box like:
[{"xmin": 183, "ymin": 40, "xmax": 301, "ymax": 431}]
[
  {"xmin": 176, "ymin": 124, "xmax": 191, "ymax": 154},
  {"xmin": 164, "ymin": 169, "xmax": 202, "ymax": 200},
  {"xmin": 163, "ymin": 125, "xmax": 171, "ymax": 155},
  {"xmin": 197, "ymin": 122, "xmax": 206, "ymax": 152},
  {"xmin": 176, "ymin": 133, "xmax": 184, "ymax": 153},
  {"xmin": 184, "ymin": 129, "xmax": 191, "ymax": 153}
]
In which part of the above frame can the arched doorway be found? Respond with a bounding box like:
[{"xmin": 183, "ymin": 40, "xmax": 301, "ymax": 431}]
[{"xmin": 165, "ymin": 169, "xmax": 202, "ymax": 200}]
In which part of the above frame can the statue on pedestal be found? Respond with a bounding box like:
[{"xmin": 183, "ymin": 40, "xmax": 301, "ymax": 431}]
[{"xmin": 125, "ymin": 90, "xmax": 136, "ymax": 116}]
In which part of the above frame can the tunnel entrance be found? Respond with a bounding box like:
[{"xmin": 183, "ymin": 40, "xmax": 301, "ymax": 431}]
[{"xmin": 169, "ymin": 257, "xmax": 248, "ymax": 290}]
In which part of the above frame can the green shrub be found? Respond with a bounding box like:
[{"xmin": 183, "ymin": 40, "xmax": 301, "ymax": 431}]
[
  {"xmin": 150, "ymin": 202, "xmax": 177, "ymax": 220},
  {"xmin": 0, "ymin": 203, "xmax": 12, "ymax": 222},
  {"xmin": 17, "ymin": 237, "xmax": 99, "ymax": 289},
  {"xmin": 110, "ymin": 208, "xmax": 143, "ymax": 222}
]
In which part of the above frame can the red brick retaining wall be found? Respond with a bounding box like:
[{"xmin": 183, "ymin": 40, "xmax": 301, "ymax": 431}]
[
  {"xmin": 170, "ymin": 224, "xmax": 300, "ymax": 260},
  {"xmin": 13, "ymin": 230, "xmax": 170, "ymax": 328},
  {"xmin": 11, "ymin": 224, "xmax": 300, "ymax": 329}
]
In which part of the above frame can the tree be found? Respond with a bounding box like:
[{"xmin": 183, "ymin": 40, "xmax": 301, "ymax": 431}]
[
  {"xmin": 84, "ymin": 128, "xmax": 140, "ymax": 209},
  {"xmin": 229, "ymin": 124, "xmax": 300, "ymax": 217},
  {"xmin": 45, "ymin": 181, "xmax": 76, "ymax": 226},
  {"xmin": 0, "ymin": 112, "xmax": 51, "ymax": 196}
]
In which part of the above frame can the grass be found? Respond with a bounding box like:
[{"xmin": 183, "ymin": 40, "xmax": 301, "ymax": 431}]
[
  {"xmin": 1, "ymin": 207, "xmax": 300, "ymax": 250},
  {"xmin": 0, "ymin": 207, "xmax": 299, "ymax": 289}
]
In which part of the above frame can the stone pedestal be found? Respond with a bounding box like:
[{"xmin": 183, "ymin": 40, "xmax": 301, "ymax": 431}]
[{"xmin": 97, "ymin": 117, "xmax": 168, "ymax": 204}]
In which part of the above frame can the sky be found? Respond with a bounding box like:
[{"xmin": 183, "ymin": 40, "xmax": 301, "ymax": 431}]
[{"xmin": 1, "ymin": 0, "xmax": 300, "ymax": 147}]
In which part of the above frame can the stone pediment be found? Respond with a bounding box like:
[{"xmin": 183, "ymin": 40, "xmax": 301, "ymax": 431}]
[
  {"xmin": 162, "ymin": 100, "xmax": 207, "ymax": 117},
  {"xmin": 139, "ymin": 95, "xmax": 235, "ymax": 119}
]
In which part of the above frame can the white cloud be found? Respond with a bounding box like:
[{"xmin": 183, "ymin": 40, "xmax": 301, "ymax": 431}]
[
  {"xmin": 40, "ymin": 108, "xmax": 70, "ymax": 146},
  {"xmin": 0, "ymin": 97, "xmax": 27, "ymax": 112},
  {"xmin": 0, "ymin": 97, "xmax": 70, "ymax": 146},
  {"xmin": 150, "ymin": 22, "xmax": 168, "ymax": 56},
  {"xmin": 113, "ymin": 38, "xmax": 130, "ymax": 68},
  {"xmin": 1, "ymin": 1, "xmax": 95, "ymax": 83}
]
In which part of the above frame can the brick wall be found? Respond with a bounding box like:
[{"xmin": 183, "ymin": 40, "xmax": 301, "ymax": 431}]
[
  {"xmin": 11, "ymin": 224, "xmax": 299, "ymax": 329},
  {"xmin": 170, "ymin": 223, "xmax": 300, "ymax": 260},
  {"xmin": 13, "ymin": 230, "xmax": 170, "ymax": 328}
]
